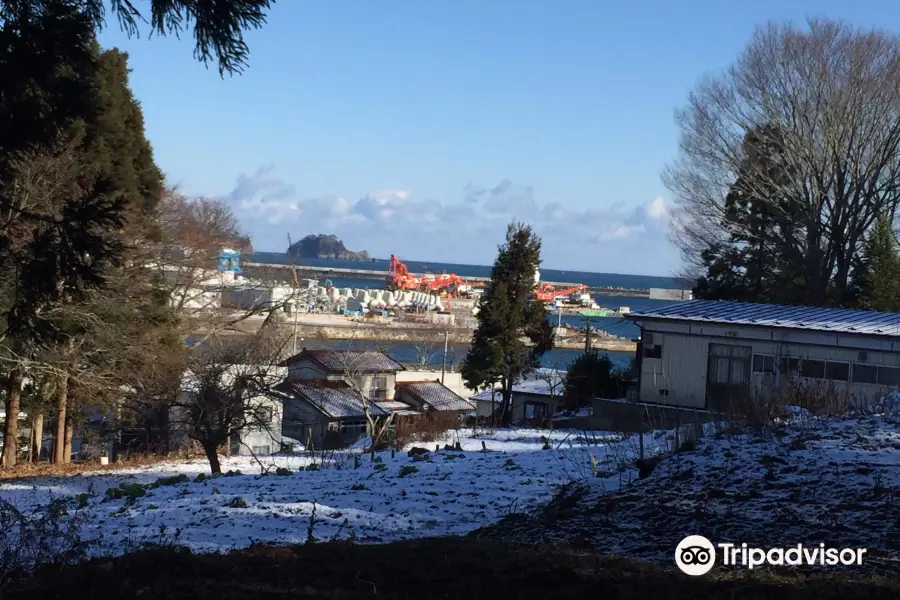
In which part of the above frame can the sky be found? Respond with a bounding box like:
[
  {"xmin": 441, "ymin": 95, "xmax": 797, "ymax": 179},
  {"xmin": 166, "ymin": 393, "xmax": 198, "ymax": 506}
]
[{"xmin": 97, "ymin": 0, "xmax": 900, "ymax": 276}]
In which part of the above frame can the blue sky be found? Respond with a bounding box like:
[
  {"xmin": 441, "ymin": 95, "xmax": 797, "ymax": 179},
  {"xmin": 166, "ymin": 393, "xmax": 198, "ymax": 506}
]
[{"xmin": 98, "ymin": 0, "xmax": 898, "ymax": 276}]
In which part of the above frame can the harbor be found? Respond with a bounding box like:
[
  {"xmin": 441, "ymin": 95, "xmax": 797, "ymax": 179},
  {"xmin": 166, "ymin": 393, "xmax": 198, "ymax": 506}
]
[
  {"xmin": 188, "ymin": 251, "xmax": 690, "ymax": 356},
  {"xmin": 224, "ymin": 302, "xmax": 637, "ymax": 353},
  {"xmin": 241, "ymin": 261, "xmax": 655, "ymax": 299}
]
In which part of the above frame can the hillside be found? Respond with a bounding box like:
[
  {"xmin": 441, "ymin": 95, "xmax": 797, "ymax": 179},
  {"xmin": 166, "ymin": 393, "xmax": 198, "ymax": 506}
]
[
  {"xmin": 287, "ymin": 234, "xmax": 370, "ymax": 261},
  {"xmin": 476, "ymin": 404, "xmax": 900, "ymax": 573}
]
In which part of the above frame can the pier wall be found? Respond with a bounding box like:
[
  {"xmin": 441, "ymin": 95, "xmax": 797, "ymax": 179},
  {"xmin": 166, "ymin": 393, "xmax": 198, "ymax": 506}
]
[
  {"xmin": 255, "ymin": 319, "xmax": 636, "ymax": 352},
  {"xmin": 240, "ymin": 262, "xmax": 653, "ymax": 299}
]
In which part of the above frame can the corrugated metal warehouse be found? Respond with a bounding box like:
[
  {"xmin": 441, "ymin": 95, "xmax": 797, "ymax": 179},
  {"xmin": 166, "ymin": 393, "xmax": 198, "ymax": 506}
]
[{"xmin": 625, "ymin": 300, "xmax": 900, "ymax": 411}]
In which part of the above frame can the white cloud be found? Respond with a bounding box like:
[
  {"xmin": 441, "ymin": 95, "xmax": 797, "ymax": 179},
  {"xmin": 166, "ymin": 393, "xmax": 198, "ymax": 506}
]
[
  {"xmin": 644, "ymin": 196, "xmax": 668, "ymax": 220},
  {"xmin": 215, "ymin": 168, "xmax": 679, "ymax": 275}
]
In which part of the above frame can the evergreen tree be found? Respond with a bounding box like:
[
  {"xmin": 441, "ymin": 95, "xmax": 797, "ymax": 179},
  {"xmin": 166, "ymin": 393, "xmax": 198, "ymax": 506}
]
[
  {"xmin": 1, "ymin": 0, "xmax": 273, "ymax": 76},
  {"xmin": 693, "ymin": 125, "xmax": 810, "ymax": 305},
  {"xmin": 41, "ymin": 46, "xmax": 170, "ymax": 464},
  {"xmin": 0, "ymin": 19, "xmax": 167, "ymax": 465},
  {"xmin": 461, "ymin": 222, "xmax": 554, "ymax": 426},
  {"xmin": 564, "ymin": 351, "xmax": 626, "ymax": 409},
  {"xmin": 854, "ymin": 215, "xmax": 900, "ymax": 312}
]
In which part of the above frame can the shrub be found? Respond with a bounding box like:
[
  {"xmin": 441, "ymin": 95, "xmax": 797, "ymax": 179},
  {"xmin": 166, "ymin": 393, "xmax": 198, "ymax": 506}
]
[
  {"xmin": 564, "ymin": 351, "xmax": 630, "ymax": 409},
  {"xmin": 0, "ymin": 498, "xmax": 88, "ymax": 584},
  {"xmin": 398, "ymin": 465, "xmax": 418, "ymax": 478},
  {"xmin": 153, "ymin": 474, "xmax": 190, "ymax": 488},
  {"xmin": 225, "ymin": 497, "xmax": 249, "ymax": 508},
  {"xmin": 275, "ymin": 467, "xmax": 293, "ymax": 476},
  {"xmin": 350, "ymin": 483, "xmax": 368, "ymax": 491},
  {"xmin": 105, "ymin": 483, "xmax": 149, "ymax": 502}
]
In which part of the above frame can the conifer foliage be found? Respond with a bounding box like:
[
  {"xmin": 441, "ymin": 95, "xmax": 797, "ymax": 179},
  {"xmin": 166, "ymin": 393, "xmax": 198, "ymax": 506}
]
[
  {"xmin": 854, "ymin": 216, "xmax": 900, "ymax": 313},
  {"xmin": 462, "ymin": 222, "xmax": 554, "ymax": 425}
]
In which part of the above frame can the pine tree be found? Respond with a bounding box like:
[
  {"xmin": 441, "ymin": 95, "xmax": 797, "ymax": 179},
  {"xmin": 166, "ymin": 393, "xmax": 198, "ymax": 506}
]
[
  {"xmin": 564, "ymin": 351, "xmax": 625, "ymax": 409},
  {"xmin": 0, "ymin": 17, "xmax": 167, "ymax": 465},
  {"xmin": 1, "ymin": 0, "xmax": 273, "ymax": 76},
  {"xmin": 461, "ymin": 222, "xmax": 554, "ymax": 426},
  {"xmin": 41, "ymin": 46, "xmax": 169, "ymax": 464},
  {"xmin": 855, "ymin": 215, "xmax": 900, "ymax": 312},
  {"xmin": 693, "ymin": 125, "xmax": 810, "ymax": 305}
]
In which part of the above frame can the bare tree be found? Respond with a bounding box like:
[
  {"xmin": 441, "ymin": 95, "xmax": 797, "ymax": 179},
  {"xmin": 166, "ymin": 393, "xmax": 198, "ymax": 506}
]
[
  {"xmin": 535, "ymin": 366, "xmax": 566, "ymax": 413},
  {"xmin": 170, "ymin": 333, "xmax": 288, "ymax": 473},
  {"xmin": 663, "ymin": 19, "xmax": 900, "ymax": 304},
  {"xmin": 153, "ymin": 188, "xmax": 298, "ymax": 344},
  {"xmin": 336, "ymin": 351, "xmax": 395, "ymax": 450}
]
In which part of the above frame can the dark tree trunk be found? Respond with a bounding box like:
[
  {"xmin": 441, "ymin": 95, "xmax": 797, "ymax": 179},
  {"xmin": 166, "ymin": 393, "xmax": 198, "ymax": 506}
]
[
  {"xmin": 499, "ymin": 379, "xmax": 514, "ymax": 426},
  {"xmin": 53, "ymin": 375, "xmax": 69, "ymax": 464},
  {"xmin": 202, "ymin": 441, "xmax": 222, "ymax": 474},
  {"xmin": 1, "ymin": 369, "xmax": 24, "ymax": 468}
]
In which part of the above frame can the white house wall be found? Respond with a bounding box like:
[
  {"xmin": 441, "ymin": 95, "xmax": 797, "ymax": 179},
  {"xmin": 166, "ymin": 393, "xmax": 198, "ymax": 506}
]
[
  {"xmin": 639, "ymin": 333, "xmax": 709, "ymax": 408},
  {"xmin": 236, "ymin": 394, "xmax": 283, "ymax": 456},
  {"xmin": 639, "ymin": 320, "xmax": 900, "ymax": 409}
]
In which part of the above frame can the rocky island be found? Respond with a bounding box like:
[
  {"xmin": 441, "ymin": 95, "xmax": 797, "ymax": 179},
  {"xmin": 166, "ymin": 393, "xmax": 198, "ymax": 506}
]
[{"xmin": 287, "ymin": 234, "xmax": 371, "ymax": 261}]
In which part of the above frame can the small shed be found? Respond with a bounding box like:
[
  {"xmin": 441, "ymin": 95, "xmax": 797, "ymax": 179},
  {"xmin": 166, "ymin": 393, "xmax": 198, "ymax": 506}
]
[
  {"xmin": 469, "ymin": 373, "xmax": 565, "ymax": 425},
  {"xmin": 626, "ymin": 299, "xmax": 900, "ymax": 411}
]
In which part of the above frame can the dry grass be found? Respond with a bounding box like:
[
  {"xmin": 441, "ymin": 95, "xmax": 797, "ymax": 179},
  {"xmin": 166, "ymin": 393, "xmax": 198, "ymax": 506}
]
[
  {"xmin": 5, "ymin": 537, "xmax": 900, "ymax": 600},
  {"xmin": 0, "ymin": 453, "xmax": 180, "ymax": 482}
]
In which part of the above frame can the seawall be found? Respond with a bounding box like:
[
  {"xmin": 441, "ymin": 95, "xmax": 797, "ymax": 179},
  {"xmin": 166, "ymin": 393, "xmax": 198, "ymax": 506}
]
[
  {"xmin": 265, "ymin": 321, "xmax": 635, "ymax": 352},
  {"xmin": 240, "ymin": 262, "xmax": 652, "ymax": 299}
]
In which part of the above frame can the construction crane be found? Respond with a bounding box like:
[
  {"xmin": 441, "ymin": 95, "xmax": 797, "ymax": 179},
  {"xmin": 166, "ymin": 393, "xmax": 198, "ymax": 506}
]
[
  {"xmin": 388, "ymin": 254, "xmax": 480, "ymax": 294},
  {"xmin": 533, "ymin": 282, "xmax": 588, "ymax": 302}
]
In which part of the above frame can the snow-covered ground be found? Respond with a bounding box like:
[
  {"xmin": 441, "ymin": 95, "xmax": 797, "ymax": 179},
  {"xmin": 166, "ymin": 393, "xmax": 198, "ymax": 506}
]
[
  {"xmin": 479, "ymin": 406, "xmax": 900, "ymax": 571},
  {"xmin": 0, "ymin": 427, "xmax": 676, "ymax": 555}
]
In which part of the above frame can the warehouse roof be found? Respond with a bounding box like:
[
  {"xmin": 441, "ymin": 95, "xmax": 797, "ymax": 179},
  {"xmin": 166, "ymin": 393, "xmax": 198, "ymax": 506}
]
[{"xmin": 626, "ymin": 300, "xmax": 900, "ymax": 337}]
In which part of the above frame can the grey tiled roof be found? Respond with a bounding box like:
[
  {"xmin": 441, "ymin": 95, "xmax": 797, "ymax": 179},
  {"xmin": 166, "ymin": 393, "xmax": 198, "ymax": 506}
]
[
  {"xmin": 281, "ymin": 381, "xmax": 387, "ymax": 419},
  {"xmin": 402, "ymin": 382, "xmax": 474, "ymax": 412},
  {"xmin": 626, "ymin": 300, "xmax": 900, "ymax": 337},
  {"xmin": 285, "ymin": 350, "xmax": 405, "ymax": 374}
]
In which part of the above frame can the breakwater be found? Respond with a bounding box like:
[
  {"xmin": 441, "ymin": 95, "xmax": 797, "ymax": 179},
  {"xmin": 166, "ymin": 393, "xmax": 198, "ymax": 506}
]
[
  {"xmin": 228, "ymin": 314, "xmax": 637, "ymax": 353},
  {"xmin": 240, "ymin": 262, "xmax": 651, "ymax": 299}
]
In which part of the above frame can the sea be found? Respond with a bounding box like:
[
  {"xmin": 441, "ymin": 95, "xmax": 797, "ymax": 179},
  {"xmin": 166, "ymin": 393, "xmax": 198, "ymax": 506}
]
[{"xmin": 244, "ymin": 252, "xmax": 683, "ymax": 371}]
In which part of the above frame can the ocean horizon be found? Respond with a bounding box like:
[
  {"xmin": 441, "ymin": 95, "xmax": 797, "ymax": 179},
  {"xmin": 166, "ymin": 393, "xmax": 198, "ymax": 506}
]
[
  {"xmin": 246, "ymin": 252, "xmax": 681, "ymax": 291},
  {"xmin": 244, "ymin": 252, "xmax": 685, "ymax": 344}
]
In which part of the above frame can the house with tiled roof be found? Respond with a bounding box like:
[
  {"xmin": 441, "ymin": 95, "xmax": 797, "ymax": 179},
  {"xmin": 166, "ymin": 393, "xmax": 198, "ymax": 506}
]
[
  {"xmin": 278, "ymin": 349, "xmax": 470, "ymax": 448},
  {"xmin": 276, "ymin": 379, "xmax": 389, "ymax": 449},
  {"xmin": 396, "ymin": 381, "xmax": 474, "ymax": 413},
  {"xmin": 282, "ymin": 349, "xmax": 405, "ymax": 402}
]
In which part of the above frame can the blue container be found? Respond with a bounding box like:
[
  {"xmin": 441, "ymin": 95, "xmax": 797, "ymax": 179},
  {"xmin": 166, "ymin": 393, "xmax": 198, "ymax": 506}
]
[{"xmin": 217, "ymin": 250, "xmax": 242, "ymax": 272}]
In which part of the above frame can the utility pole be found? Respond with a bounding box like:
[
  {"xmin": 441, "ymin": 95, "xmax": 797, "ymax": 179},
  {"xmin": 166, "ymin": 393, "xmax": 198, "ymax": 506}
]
[
  {"xmin": 440, "ymin": 330, "xmax": 450, "ymax": 384},
  {"xmin": 584, "ymin": 316, "xmax": 592, "ymax": 353},
  {"xmin": 291, "ymin": 266, "xmax": 300, "ymax": 355}
]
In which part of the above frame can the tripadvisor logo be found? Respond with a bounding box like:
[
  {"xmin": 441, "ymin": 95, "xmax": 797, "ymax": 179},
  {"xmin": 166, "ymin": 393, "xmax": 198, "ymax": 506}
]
[
  {"xmin": 675, "ymin": 535, "xmax": 716, "ymax": 576},
  {"xmin": 674, "ymin": 536, "xmax": 868, "ymax": 575}
]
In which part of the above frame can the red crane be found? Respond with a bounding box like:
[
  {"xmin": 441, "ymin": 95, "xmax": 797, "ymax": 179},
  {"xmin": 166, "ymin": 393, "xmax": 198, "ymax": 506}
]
[
  {"xmin": 533, "ymin": 282, "xmax": 588, "ymax": 302},
  {"xmin": 388, "ymin": 254, "xmax": 479, "ymax": 293}
]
